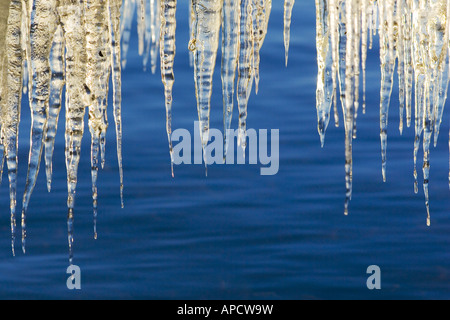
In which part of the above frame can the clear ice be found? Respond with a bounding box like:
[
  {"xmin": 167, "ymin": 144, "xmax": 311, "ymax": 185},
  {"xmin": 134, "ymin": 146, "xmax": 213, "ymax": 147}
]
[
  {"xmin": 2, "ymin": 0, "xmax": 449, "ymax": 260},
  {"xmin": 315, "ymin": 0, "xmax": 450, "ymax": 225},
  {"xmin": 0, "ymin": 0, "xmax": 278, "ymax": 259},
  {"xmin": 0, "ymin": 0, "xmax": 125, "ymax": 258},
  {"xmin": 191, "ymin": 0, "xmax": 222, "ymax": 166}
]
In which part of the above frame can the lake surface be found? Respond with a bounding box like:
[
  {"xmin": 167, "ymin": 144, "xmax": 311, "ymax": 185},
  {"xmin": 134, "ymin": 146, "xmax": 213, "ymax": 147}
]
[{"xmin": 0, "ymin": 1, "xmax": 448, "ymax": 299}]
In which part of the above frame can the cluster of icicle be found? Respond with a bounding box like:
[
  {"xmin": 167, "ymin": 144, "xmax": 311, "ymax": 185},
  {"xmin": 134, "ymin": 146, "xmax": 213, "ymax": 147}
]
[
  {"xmin": 121, "ymin": 0, "xmax": 296, "ymax": 170},
  {"xmin": 315, "ymin": 0, "xmax": 450, "ymax": 225},
  {"xmin": 0, "ymin": 0, "xmax": 124, "ymax": 262},
  {"xmin": 0, "ymin": 0, "xmax": 296, "ymax": 260}
]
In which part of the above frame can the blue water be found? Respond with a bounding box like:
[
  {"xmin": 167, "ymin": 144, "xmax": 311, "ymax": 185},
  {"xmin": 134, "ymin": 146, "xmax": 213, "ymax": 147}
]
[{"xmin": 0, "ymin": 1, "xmax": 449, "ymax": 299}]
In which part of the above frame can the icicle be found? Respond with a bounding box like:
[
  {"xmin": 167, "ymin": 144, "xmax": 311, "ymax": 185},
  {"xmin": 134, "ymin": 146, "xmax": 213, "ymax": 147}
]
[
  {"xmin": 252, "ymin": 0, "xmax": 271, "ymax": 95},
  {"xmin": 379, "ymin": 0, "xmax": 396, "ymax": 183},
  {"xmin": 403, "ymin": 0, "xmax": 413, "ymax": 128},
  {"xmin": 45, "ymin": 26, "xmax": 65, "ymax": 192},
  {"xmin": 57, "ymin": 0, "xmax": 88, "ymax": 263},
  {"xmin": 352, "ymin": 0, "xmax": 361, "ymax": 140},
  {"xmin": 337, "ymin": 0, "xmax": 347, "ymax": 129},
  {"xmin": 110, "ymin": 0, "xmax": 125, "ymax": 208},
  {"xmin": 315, "ymin": 0, "xmax": 333, "ymax": 147},
  {"xmin": 237, "ymin": 0, "xmax": 254, "ymax": 154},
  {"xmin": 283, "ymin": 0, "xmax": 295, "ymax": 67},
  {"xmin": 3, "ymin": 0, "xmax": 450, "ymax": 252},
  {"xmin": 86, "ymin": 0, "xmax": 112, "ymax": 240},
  {"xmin": 311, "ymin": 0, "xmax": 450, "ymax": 217},
  {"xmin": 21, "ymin": 0, "xmax": 58, "ymax": 254},
  {"xmin": 314, "ymin": 0, "xmax": 450, "ymax": 223},
  {"xmin": 421, "ymin": 0, "xmax": 449, "ymax": 226},
  {"xmin": 343, "ymin": 0, "xmax": 353, "ymax": 216},
  {"xmin": 397, "ymin": 0, "xmax": 406, "ymax": 134},
  {"xmin": 412, "ymin": 1, "xmax": 427, "ymax": 195},
  {"xmin": 1, "ymin": 0, "xmax": 23, "ymax": 255},
  {"xmin": 192, "ymin": 0, "xmax": 223, "ymax": 169},
  {"xmin": 221, "ymin": 0, "xmax": 240, "ymax": 159},
  {"xmin": 160, "ymin": 0, "xmax": 177, "ymax": 176}
]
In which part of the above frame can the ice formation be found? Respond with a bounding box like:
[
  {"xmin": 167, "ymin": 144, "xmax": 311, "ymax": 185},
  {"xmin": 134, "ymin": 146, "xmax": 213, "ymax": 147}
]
[
  {"xmin": 122, "ymin": 0, "xmax": 273, "ymax": 165},
  {"xmin": 0, "ymin": 0, "xmax": 125, "ymax": 259},
  {"xmin": 2, "ymin": 0, "xmax": 445, "ymax": 262},
  {"xmin": 0, "ymin": 0, "xmax": 279, "ymax": 259},
  {"xmin": 315, "ymin": 0, "xmax": 450, "ymax": 225}
]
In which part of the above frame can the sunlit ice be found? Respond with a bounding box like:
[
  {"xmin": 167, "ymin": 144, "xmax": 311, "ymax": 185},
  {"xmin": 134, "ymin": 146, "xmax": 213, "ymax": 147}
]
[{"xmin": 1, "ymin": 0, "xmax": 450, "ymax": 264}]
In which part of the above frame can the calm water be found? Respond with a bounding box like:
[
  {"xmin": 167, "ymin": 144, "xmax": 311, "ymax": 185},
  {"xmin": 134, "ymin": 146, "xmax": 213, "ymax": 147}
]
[{"xmin": 0, "ymin": 2, "xmax": 449, "ymax": 299}]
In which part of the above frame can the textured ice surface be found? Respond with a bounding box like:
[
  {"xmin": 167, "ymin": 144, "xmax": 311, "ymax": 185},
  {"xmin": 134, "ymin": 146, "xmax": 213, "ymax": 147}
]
[
  {"xmin": 3, "ymin": 0, "xmax": 450, "ymax": 260},
  {"xmin": 0, "ymin": 0, "xmax": 280, "ymax": 259},
  {"xmin": 315, "ymin": 0, "xmax": 450, "ymax": 225}
]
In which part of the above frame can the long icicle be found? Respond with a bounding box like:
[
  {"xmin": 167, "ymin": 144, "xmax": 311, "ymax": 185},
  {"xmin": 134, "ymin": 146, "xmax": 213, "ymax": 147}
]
[
  {"xmin": 110, "ymin": 0, "xmax": 124, "ymax": 209},
  {"xmin": 397, "ymin": 0, "xmax": 406, "ymax": 134},
  {"xmin": 236, "ymin": 0, "xmax": 254, "ymax": 155},
  {"xmin": 57, "ymin": 0, "xmax": 88, "ymax": 264},
  {"xmin": 421, "ymin": 0, "xmax": 449, "ymax": 226},
  {"xmin": 21, "ymin": 0, "xmax": 58, "ymax": 254},
  {"xmin": 351, "ymin": 0, "xmax": 361, "ymax": 140},
  {"xmin": 379, "ymin": 0, "xmax": 396, "ymax": 183},
  {"xmin": 403, "ymin": 0, "xmax": 413, "ymax": 129},
  {"xmin": 283, "ymin": 0, "xmax": 295, "ymax": 67},
  {"xmin": 221, "ymin": 0, "xmax": 240, "ymax": 160},
  {"xmin": 2, "ymin": 0, "xmax": 23, "ymax": 255},
  {"xmin": 313, "ymin": 0, "xmax": 450, "ymax": 223},
  {"xmin": 343, "ymin": 0, "xmax": 353, "ymax": 216},
  {"xmin": 315, "ymin": 0, "xmax": 333, "ymax": 147},
  {"xmin": 413, "ymin": 0, "xmax": 426, "ymax": 196},
  {"xmin": 86, "ymin": 0, "xmax": 112, "ymax": 240},
  {"xmin": 160, "ymin": 0, "xmax": 177, "ymax": 177},
  {"xmin": 192, "ymin": 0, "xmax": 223, "ymax": 169}
]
